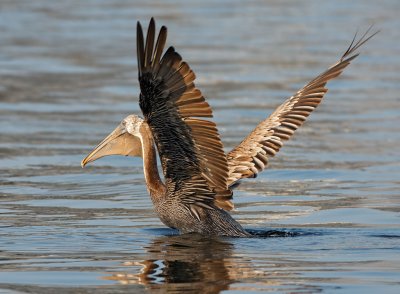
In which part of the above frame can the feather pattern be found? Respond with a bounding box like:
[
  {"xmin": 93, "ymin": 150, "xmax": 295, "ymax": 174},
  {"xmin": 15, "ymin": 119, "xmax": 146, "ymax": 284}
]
[
  {"xmin": 227, "ymin": 27, "xmax": 378, "ymax": 186},
  {"xmin": 137, "ymin": 18, "xmax": 233, "ymax": 213}
]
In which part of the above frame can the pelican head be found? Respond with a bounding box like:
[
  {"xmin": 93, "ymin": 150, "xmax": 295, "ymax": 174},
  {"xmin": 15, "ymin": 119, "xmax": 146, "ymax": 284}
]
[{"xmin": 81, "ymin": 114, "xmax": 144, "ymax": 167}]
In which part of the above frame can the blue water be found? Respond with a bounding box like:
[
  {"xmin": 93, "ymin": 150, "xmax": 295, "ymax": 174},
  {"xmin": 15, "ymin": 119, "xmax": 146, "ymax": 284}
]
[{"xmin": 1, "ymin": 0, "xmax": 399, "ymax": 293}]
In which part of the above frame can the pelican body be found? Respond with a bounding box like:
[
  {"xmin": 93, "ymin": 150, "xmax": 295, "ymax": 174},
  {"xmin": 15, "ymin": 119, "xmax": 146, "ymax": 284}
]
[{"xmin": 82, "ymin": 19, "xmax": 376, "ymax": 237}]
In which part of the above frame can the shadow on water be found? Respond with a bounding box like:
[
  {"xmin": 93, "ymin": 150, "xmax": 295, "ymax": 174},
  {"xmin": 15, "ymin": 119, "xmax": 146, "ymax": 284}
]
[
  {"xmin": 246, "ymin": 228, "xmax": 322, "ymax": 238},
  {"xmin": 145, "ymin": 227, "xmax": 322, "ymax": 238},
  {"xmin": 369, "ymin": 234, "xmax": 400, "ymax": 239}
]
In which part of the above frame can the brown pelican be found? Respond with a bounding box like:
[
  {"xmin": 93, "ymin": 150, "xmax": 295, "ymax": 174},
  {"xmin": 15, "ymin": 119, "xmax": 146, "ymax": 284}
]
[{"xmin": 81, "ymin": 19, "xmax": 377, "ymax": 237}]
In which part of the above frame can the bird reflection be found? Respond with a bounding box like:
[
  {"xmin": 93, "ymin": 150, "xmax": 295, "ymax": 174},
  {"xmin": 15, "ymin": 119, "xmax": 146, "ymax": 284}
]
[{"xmin": 103, "ymin": 233, "xmax": 270, "ymax": 292}]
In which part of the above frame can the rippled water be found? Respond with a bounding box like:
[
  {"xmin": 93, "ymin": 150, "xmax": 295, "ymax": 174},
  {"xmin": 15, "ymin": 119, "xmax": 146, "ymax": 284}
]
[{"xmin": 1, "ymin": 0, "xmax": 399, "ymax": 293}]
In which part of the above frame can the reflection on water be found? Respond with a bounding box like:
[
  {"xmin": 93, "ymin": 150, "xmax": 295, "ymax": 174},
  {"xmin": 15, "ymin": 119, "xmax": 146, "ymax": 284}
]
[
  {"xmin": 1, "ymin": 0, "xmax": 400, "ymax": 293},
  {"xmin": 105, "ymin": 235, "xmax": 238, "ymax": 292},
  {"xmin": 104, "ymin": 231, "xmax": 303, "ymax": 291}
]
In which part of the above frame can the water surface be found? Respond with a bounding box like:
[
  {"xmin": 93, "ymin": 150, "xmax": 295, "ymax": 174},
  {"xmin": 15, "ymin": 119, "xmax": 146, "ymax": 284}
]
[{"xmin": 1, "ymin": 0, "xmax": 399, "ymax": 293}]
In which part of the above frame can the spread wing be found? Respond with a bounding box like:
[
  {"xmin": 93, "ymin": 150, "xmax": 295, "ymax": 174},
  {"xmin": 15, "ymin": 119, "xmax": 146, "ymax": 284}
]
[
  {"xmin": 227, "ymin": 28, "xmax": 378, "ymax": 186},
  {"xmin": 137, "ymin": 18, "xmax": 233, "ymax": 216}
]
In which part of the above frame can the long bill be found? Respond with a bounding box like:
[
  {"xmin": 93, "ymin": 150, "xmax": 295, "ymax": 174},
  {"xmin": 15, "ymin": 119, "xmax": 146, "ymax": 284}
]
[{"xmin": 81, "ymin": 124, "xmax": 143, "ymax": 167}]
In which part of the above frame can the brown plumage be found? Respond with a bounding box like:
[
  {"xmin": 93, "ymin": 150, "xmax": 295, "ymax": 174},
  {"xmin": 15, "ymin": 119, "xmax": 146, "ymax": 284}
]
[
  {"xmin": 227, "ymin": 28, "xmax": 378, "ymax": 186},
  {"xmin": 81, "ymin": 19, "xmax": 377, "ymax": 237}
]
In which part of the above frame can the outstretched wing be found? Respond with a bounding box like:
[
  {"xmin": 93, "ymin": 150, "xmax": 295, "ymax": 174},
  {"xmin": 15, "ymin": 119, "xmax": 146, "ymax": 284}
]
[
  {"xmin": 227, "ymin": 28, "xmax": 378, "ymax": 186},
  {"xmin": 137, "ymin": 18, "xmax": 233, "ymax": 215}
]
